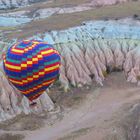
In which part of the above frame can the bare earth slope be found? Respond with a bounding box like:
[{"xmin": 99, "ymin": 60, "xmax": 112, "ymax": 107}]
[{"xmin": 28, "ymin": 72, "xmax": 140, "ymax": 140}]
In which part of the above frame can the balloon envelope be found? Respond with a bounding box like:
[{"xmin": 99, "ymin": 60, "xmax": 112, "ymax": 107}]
[{"xmin": 3, "ymin": 40, "xmax": 61, "ymax": 101}]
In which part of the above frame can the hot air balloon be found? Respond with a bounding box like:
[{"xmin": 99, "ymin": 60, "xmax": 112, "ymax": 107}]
[{"xmin": 3, "ymin": 40, "xmax": 61, "ymax": 105}]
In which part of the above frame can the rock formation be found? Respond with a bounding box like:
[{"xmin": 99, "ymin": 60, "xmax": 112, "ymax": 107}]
[{"xmin": 0, "ymin": 19, "xmax": 140, "ymax": 121}]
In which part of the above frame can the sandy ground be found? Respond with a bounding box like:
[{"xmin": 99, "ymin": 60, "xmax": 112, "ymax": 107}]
[{"xmin": 0, "ymin": 72, "xmax": 140, "ymax": 140}]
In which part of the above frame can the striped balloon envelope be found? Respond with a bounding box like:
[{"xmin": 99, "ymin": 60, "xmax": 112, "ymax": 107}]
[{"xmin": 3, "ymin": 40, "xmax": 61, "ymax": 101}]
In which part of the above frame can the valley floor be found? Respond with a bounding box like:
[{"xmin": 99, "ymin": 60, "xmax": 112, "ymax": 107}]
[{"xmin": 1, "ymin": 72, "xmax": 140, "ymax": 140}]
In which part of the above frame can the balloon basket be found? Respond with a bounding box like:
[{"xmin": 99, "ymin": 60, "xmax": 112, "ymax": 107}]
[{"xmin": 29, "ymin": 101, "xmax": 37, "ymax": 107}]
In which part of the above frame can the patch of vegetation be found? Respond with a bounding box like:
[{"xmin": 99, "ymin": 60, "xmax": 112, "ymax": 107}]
[
  {"xmin": 137, "ymin": 75, "xmax": 140, "ymax": 80},
  {"xmin": 103, "ymin": 70, "xmax": 108, "ymax": 77},
  {"xmin": 0, "ymin": 26, "xmax": 16, "ymax": 31}
]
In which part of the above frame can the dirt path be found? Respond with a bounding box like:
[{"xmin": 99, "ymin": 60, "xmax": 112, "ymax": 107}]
[{"xmin": 22, "ymin": 72, "xmax": 140, "ymax": 140}]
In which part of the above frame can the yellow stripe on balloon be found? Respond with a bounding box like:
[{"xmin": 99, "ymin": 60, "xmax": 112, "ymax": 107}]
[
  {"xmin": 37, "ymin": 55, "xmax": 42, "ymax": 58},
  {"xmin": 12, "ymin": 48, "xmax": 24, "ymax": 53},
  {"xmin": 42, "ymin": 79, "xmax": 55, "ymax": 86},
  {"xmin": 33, "ymin": 75, "xmax": 39, "ymax": 78},
  {"xmin": 45, "ymin": 64, "xmax": 60, "ymax": 72},
  {"xmin": 5, "ymin": 63, "xmax": 21, "ymax": 70},
  {"xmin": 22, "ymin": 80, "xmax": 28, "ymax": 83},
  {"xmin": 41, "ymin": 49, "xmax": 53, "ymax": 55},
  {"xmin": 32, "ymin": 58, "xmax": 38, "ymax": 62},
  {"xmin": 39, "ymin": 72, "xmax": 45, "ymax": 75},
  {"xmin": 9, "ymin": 79, "xmax": 23, "ymax": 85},
  {"xmin": 21, "ymin": 64, "xmax": 27, "ymax": 67},
  {"xmin": 27, "ymin": 61, "xmax": 33, "ymax": 65},
  {"xmin": 27, "ymin": 78, "xmax": 33, "ymax": 81}
]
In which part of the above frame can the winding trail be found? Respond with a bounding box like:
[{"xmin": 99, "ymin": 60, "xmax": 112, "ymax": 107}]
[{"xmin": 23, "ymin": 72, "xmax": 140, "ymax": 140}]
